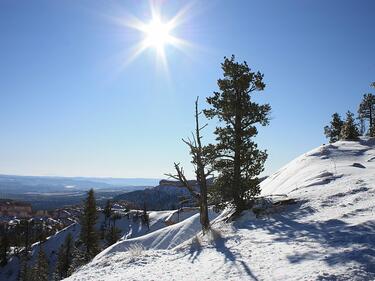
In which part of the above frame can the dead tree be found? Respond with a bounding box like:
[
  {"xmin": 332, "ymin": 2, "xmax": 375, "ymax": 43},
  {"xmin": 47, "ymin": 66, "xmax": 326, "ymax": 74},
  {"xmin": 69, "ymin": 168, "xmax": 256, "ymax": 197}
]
[{"xmin": 166, "ymin": 97, "xmax": 213, "ymax": 233}]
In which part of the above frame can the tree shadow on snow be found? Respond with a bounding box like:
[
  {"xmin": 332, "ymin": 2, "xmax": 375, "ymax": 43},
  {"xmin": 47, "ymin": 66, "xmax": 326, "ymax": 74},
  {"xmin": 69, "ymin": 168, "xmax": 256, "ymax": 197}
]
[
  {"xmin": 187, "ymin": 235, "xmax": 203, "ymax": 263},
  {"xmin": 210, "ymin": 229, "xmax": 259, "ymax": 281},
  {"xmin": 185, "ymin": 229, "xmax": 259, "ymax": 280},
  {"xmin": 235, "ymin": 202, "xmax": 375, "ymax": 279}
]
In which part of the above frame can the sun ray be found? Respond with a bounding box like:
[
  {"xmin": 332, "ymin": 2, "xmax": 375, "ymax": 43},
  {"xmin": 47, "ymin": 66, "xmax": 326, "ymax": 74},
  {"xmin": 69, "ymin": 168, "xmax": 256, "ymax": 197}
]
[{"xmin": 104, "ymin": 1, "xmax": 200, "ymax": 77}]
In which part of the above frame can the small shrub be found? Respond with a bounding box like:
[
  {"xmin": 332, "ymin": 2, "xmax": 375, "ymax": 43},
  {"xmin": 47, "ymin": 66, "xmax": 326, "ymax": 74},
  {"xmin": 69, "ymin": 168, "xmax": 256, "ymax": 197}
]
[{"xmin": 126, "ymin": 243, "xmax": 144, "ymax": 258}]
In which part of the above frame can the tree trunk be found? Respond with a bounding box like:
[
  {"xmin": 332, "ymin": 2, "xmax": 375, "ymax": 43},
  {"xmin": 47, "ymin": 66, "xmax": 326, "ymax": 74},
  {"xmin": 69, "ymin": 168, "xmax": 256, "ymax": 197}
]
[
  {"xmin": 233, "ymin": 91, "xmax": 244, "ymax": 212},
  {"xmin": 198, "ymin": 169, "xmax": 210, "ymax": 232},
  {"xmin": 195, "ymin": 98, "xmax": 210, "ymax": 233},
  {"xmin": 370, "ymin": 105, "xmax": 373, "ymax": 136}
]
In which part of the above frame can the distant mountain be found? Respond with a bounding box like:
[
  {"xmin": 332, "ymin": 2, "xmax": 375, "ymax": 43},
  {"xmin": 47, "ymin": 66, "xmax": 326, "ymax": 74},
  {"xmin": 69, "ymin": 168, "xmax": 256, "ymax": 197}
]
[
  {"xmin": 0, "ymin": 174, "xmax": 160, "ymax": 193},
  {"xmin": 0, "ymin": 174, "xmax": 160, "ymax": 210},
  {"xmin": 114, "ymin": 179, "xmax": 214, "ymax": 210}
]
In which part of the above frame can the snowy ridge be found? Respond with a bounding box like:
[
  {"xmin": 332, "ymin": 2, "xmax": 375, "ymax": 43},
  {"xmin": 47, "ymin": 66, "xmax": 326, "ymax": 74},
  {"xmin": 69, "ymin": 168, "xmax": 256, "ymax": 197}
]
[
  {"xmin": 0, "ymin": 209, "xmax": 191, "ymax": 281},
  {"xmin": 64, "ymin": 139, "xmax": 375, "ymax": 281},
  {"xmin": 95, "ymin": 209, "xmax": 218, "ymax": 260}
]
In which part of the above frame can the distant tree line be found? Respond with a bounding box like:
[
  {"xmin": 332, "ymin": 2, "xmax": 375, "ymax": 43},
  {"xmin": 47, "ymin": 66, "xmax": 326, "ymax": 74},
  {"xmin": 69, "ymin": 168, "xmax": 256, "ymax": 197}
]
[{"xmin": 324, "ymin": 82, "xmax": 375, "ymax": 142}]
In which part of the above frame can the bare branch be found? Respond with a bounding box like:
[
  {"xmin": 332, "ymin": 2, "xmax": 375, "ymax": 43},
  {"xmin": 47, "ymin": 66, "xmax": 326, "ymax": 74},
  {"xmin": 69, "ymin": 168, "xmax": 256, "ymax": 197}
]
[
  {"xmin": 167, "ymin": 163, "xmax": 201, "ymax": 201},
  {"xmin": 199, "ymin": 123, "xmax": 208, "ymax": 131}
]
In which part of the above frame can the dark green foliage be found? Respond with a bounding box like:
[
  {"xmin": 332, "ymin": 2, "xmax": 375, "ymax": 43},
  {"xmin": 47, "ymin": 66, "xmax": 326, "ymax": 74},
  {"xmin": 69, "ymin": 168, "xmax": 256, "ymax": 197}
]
[
  {"xmin": 67, "ymin": 247, "xmax": 86, "ymax": 276},
  {"xmin": 18, "ymin": 255, "xmax": 32, "ymax": 281},
  {"xmin": 341, "ymin": 111, "xmax": 360, "ymax": 140},
  {"xmin": 324, "ymin": 113, "xmax": 344, "ymax": 143},
  {"xmin": 358, "ymin": 93, "xmax": 375, "ymax": 136},
  {"xmin": 103, "ymin": 200, "xmax": 112, "ymax": 228},
  {"xmin": 80, "ymin": 189, "xmax": 99, "ymax": 262},
  {"xmin": 204, "ymin": 55, "xmax": 271, "ymax": 211},
  {"xmin": 111, "ymin": 213, "xmax": 121, "ymax": 227},
  {"xmin": 0, "ymin": 232, "xmax": 10, "ymax": 266},
  {"xmin": 54, "ymin": 233, "xmax": 74, "ymax": 280},
  {"xmin": 19, "ymin": 219, "xmax": 33, "ymax": 254},
  {"xmin": 142, "ymin": 203, "xmax": 150, "ymax": 230},
  {"xmin": 32, "ymin": 245, "xmax": 49, "ymax": 281},
  {"xmin": 105, "ymin": 225, "xmax": 121, "ymax": 246}
]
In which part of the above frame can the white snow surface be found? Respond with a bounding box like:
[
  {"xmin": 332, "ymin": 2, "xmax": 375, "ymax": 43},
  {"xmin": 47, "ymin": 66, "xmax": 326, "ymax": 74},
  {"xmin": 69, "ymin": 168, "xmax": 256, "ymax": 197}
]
[
  {"xmin": 0, "ymin": 209, "xmax": 194, "ymax": 281},
  {"xmin": 65, "ymin": 139, "xmax": 375, "ymax": 281}
]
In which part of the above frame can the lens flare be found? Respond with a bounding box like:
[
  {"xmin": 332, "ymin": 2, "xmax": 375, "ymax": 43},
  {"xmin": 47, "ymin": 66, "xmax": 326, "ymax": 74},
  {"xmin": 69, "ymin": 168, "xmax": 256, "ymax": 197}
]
[{"xmin": 111, "ymin": 2, "xmax": 193, "ymax": 75}]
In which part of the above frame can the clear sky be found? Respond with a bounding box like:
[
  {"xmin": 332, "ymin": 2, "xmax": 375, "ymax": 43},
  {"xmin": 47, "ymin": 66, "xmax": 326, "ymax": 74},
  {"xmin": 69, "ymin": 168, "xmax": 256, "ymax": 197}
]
[{"xmin": 0, "ymin": 0, "xmax": 374, "ymax": 179}]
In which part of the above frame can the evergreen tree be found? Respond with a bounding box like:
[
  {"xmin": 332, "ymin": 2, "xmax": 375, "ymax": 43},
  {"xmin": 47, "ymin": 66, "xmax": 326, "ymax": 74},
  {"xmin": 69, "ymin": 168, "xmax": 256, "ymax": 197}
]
[
  {"xmin": 54, "ymin": 247, "xmax": 65, "ymax": 280},
  {"xmin": 204, "ymin": 55, "xmax": 271, "ymax": 212},
  {"xmin": 358, "ymin": 93, "xmax": 375, "ymax": 136},
  {"xmin": 341, "ymin": 111, "xmax": 360, "ymax": 140},
  {"xmin": 54, "ymin": 233, "xmax": 74, "ymax": 280},
  {"xmin": 103, "ymin": 200, "xmax": 112, "ymax": 228},
  {"xmin": 0, "ymin": 231, "xmax": 10, "ymax": 266},
  {"xmin": 67, "ymin": 247, "xmax": 85, "ymax": 276},
  {"xmin": 32, "ymin": 245, "xmax": 49, "ymax": 281},
  {"xmin": 111, "ymin": 213, "xmax": 121, "ymax": 228},
  {"xmin": 18, "ymin": 255, "xmax": 32, "ymax": 281},
  {"xmin": 80, "ymin": 189, "xmax": 99, "ymax": 261},
  {"xmin": 324, "ymin": 113, "xmax": 344, "ymax": 143},
  {"xmin": 105, "ymin": 225, "xmax": 121, "ymax": 246},
  {"xmin": 142, "ymin": 203, "xmax": 150, "ymax": 230},
  {"xmin": 19, "ymin": 219, "xmax": 32, "ymax": 255}
]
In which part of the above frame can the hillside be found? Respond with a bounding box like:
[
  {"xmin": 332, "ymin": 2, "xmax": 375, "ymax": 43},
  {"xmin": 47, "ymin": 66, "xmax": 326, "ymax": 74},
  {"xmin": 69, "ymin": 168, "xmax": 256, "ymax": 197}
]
[
  {"xmin": 0, "ymin": 209, "xmax": 199, "ymax": 281},
  {"xmin": 65, "ymin": 139, "xmax": 375, "ymax": 281}
]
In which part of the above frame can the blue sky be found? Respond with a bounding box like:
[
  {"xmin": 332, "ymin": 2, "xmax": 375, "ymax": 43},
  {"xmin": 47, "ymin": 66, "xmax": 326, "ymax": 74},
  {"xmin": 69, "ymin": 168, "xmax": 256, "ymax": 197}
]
[{"xmin": 0, "ymin": 0, "xmax": 374, "ymax": 178}]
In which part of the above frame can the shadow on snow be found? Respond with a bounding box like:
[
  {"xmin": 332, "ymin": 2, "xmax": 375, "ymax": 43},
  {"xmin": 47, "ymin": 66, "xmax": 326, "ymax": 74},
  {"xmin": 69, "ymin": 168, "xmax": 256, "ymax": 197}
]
[{"xmin": 234, "ymin": 201, "xmax": 375, "ymax": 279}]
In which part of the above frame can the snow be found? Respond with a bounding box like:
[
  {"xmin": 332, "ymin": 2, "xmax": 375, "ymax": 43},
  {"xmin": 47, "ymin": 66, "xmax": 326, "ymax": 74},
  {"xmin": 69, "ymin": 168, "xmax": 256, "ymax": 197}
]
[
  {"xmin": 64, "ymin": 139, "xmax": 375, "ymax": 281},
  {"xmin": 0, "ymin": 208, "xmax": 197, "ymax": 281},
  {"xmin": 0, "ymin": 223, "xmax": 81, "ymax": 281}
]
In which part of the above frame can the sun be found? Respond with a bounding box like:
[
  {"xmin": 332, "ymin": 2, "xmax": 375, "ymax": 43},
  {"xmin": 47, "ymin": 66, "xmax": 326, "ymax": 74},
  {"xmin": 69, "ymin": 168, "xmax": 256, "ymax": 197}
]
[
  {"xmin": 142, "ymin": 17, "xmax": 173, "ymax": 52},
  {"xmin": 111, "ymin": 2, "xmax": 193, "ymax": 74}
]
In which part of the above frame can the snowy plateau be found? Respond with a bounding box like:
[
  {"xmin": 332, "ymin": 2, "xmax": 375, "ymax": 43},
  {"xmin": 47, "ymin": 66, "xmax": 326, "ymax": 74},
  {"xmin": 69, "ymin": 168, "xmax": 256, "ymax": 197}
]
[{"xmin": 4, "ymin": 139, "xmax": 375, "ymax": 281}]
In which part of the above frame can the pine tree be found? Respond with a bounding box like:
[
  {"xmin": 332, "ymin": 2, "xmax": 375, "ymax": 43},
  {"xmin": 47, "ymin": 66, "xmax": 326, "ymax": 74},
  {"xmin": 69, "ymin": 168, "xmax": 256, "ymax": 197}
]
[
  {"xmin": 54, "ymin": 233, "xmax": 74, "ymax": 280},
  {"xmin": 19, "ymin": 219, "xmax": 32, "ymax": 255},
  {"xmin": 111, "ymin": 213, "xmax": 121, "ymax": 228},
  {"xmin": 324, "ymin": 113, "xmax": 344, "ymax": 143},
  {"xmin": 105, "ymin": 225, "xmax": 121, "ymax": 246},
  {"xmin": 358, "ymin": 93, "xmax": 375, "ymax": 136},
  {"xmin": 18, "ymin": 255, "xmax": 32, "ymax": 281},
  {"xmin": 204, "ymin": 55, "xmax": 271, "ymax": 212},
  {"xmin": 67, "ymin": 247, "xmax": 85, "ymax": 276},
  {"xmin": 142, "ymin": 203, "xmax": 150, "ymax": 230},
  {"xmin": 54, "ymin": 247, "xmax": 65, "ymax": 280},
  {"xmin": 32, "ymin": 245, "xmax": 49, "ymax": 281},
  {"xmin": 103, "ymin": 200, "xmax": 112, "ymax": 228},
  {"xmin": 341, "ymin": 111, "xmax": 360, "ymax": 140},
  {"xmin": 80, "ymin": 189, "xmax": 99, "ymax": 262},
  {"xmin": 0, "ymin": 231, "xmax": 10, "ymax": 266}
]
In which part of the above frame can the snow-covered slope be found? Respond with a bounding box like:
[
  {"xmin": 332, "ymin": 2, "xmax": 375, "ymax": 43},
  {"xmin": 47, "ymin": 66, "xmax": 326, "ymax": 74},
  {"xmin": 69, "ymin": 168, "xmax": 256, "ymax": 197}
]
[
  {"xmin": 0, "ymin": 209, "xmax": 193, "ymax": 281},
  {"xmin": 65, "ymin": 139, "xmax": 375, "ymax": 281}
]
